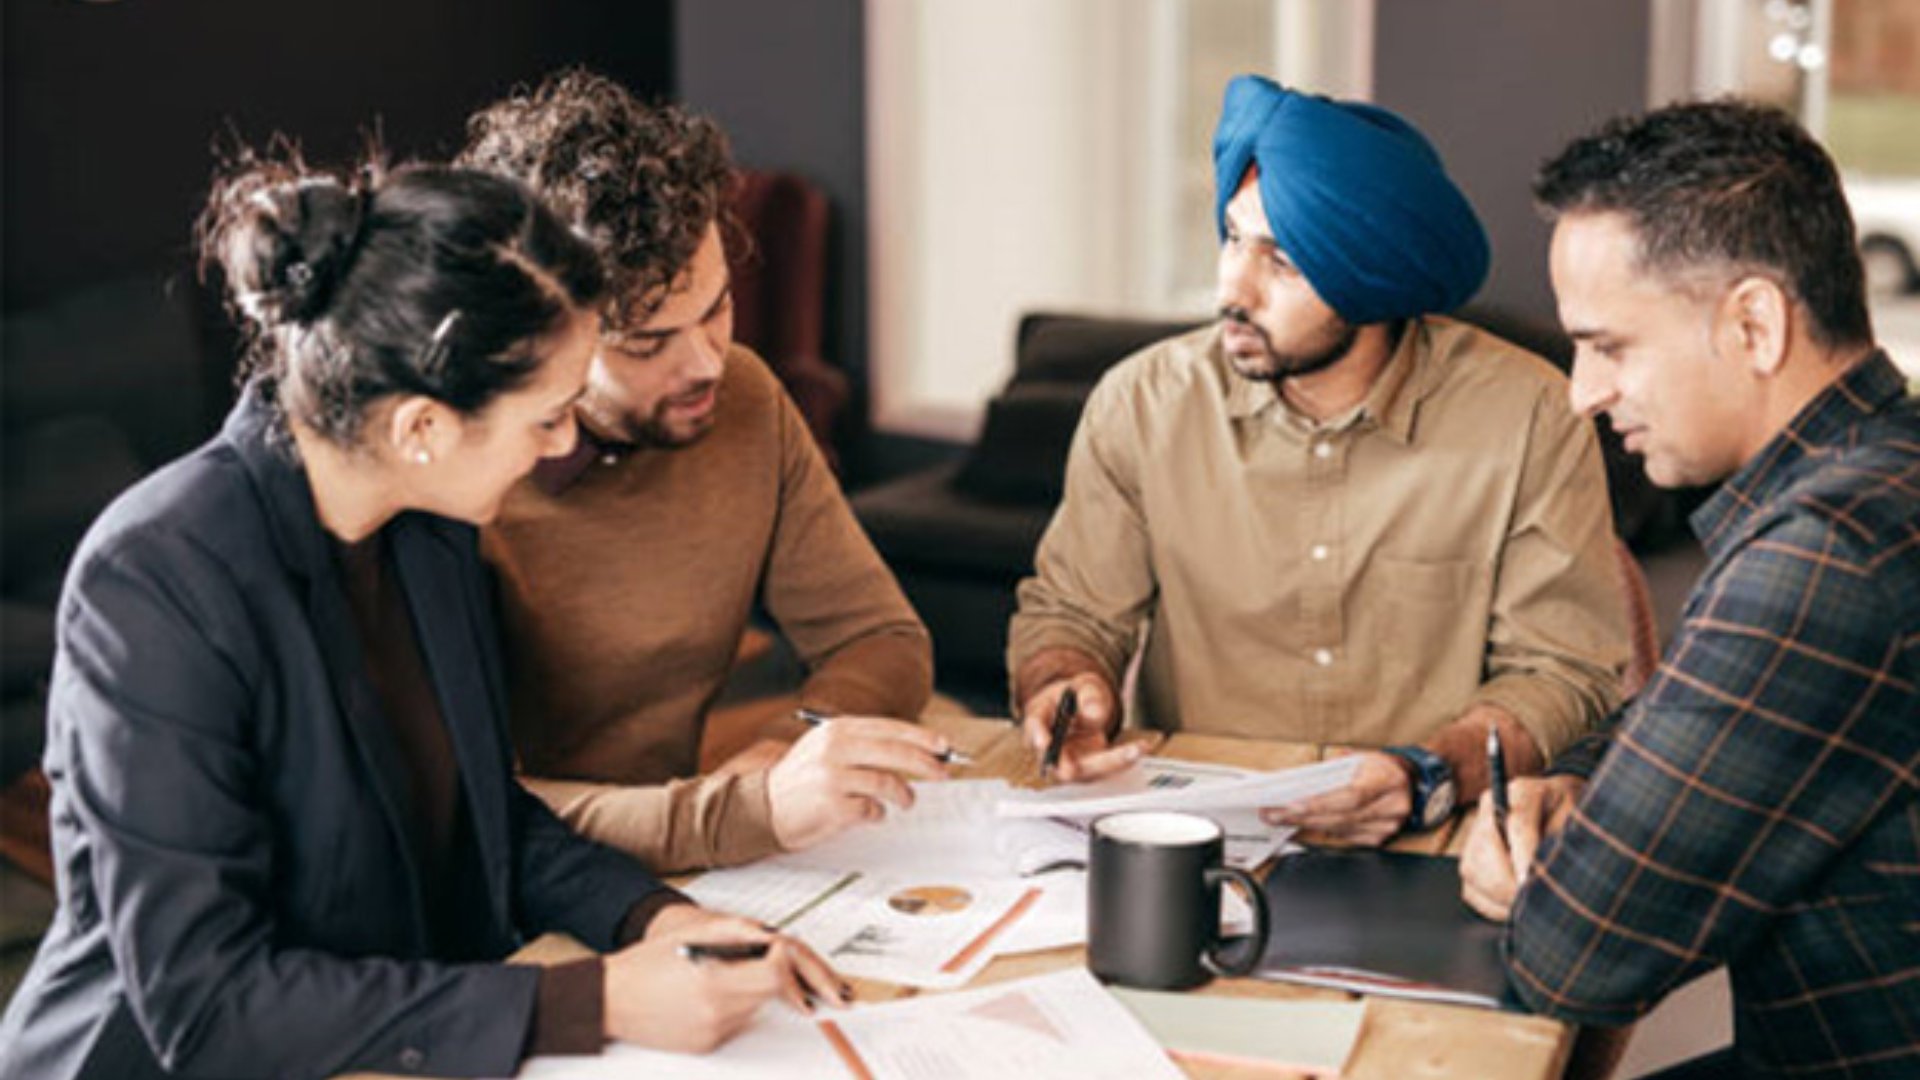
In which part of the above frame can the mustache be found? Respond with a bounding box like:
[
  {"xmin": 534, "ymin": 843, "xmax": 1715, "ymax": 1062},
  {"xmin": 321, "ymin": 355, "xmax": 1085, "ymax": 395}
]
[
  {"xmin": 664, "ymin": 379, "xmax": 719, "ymax": 406},
  {"xmin": 1218, "ymin": 305, "xmax": 1275, "ymax": 349}
]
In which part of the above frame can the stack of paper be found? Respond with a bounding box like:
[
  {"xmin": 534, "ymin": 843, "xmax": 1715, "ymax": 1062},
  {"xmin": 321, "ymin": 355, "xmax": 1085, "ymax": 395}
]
[
  {"xmin": 517, "ymin": 968, "xmax": 1185, "ymax": 1080},
  {"xmin": 822, "ymin": 967, "xmax": 1184, "ymax": 1079},
  {"xmin": 682, "ymin": 863, "xmax": 1038, "ymax": 989},
  {"xmin": 685, "ymin": 761, "xmax": 1321, "ymax": 983},
  {"xmin": 686, "ymin": 780, "xmax": 1083, "ymax": 981},
  {"xmin": 996, "ymin": 755, "xmax": 1358, "ymax": 821}
]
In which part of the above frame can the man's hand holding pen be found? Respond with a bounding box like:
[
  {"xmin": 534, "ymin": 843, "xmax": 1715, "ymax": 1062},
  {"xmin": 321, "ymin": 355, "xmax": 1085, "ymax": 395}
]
[
  {"xmin": 766, "ymin": 712, "xmax": 957, "ymax": 852},
  {"xmin": 1018, "ymin": 671, "xmax": 1144, "ymax": 783},
  {"xmin": 1459, "ymin": 770, "xmax": 1586, "ymax": 922},
  {"xmin": 798, "ymin": 709, "xmax": 973, "ymax": 766}
]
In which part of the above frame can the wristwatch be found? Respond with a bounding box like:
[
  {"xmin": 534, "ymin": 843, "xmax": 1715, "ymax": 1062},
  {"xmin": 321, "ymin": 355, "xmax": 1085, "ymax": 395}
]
[{"xmin": 1382, "ymin": 745, "xmax": 1457, "ymax": 833}]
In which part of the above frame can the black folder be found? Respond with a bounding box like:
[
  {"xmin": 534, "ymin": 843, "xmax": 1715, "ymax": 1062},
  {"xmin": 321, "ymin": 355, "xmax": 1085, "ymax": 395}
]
[{"xmin": 1239, "ymin": 849, "xmax": 1518, "ymax": 1009}]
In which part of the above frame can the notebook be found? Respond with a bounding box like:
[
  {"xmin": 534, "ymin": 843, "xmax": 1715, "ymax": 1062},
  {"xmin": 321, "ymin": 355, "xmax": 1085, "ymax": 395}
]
[{"xmin": 1245, "ymin": 849, "xmax": 1518, "ymax": 1010}]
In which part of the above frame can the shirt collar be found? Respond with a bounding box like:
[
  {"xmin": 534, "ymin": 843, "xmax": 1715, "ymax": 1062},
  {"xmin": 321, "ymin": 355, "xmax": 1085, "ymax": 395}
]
[
  {"xmin": 1220, "ymin": 317, "xmax": 1434, "ymax": 445},
  {"xmin": 531, "ymin": 421, "xmax": 635, "ymax": 497},
  {"xmin": 1690, "ymin": 350, "xmax": 1908, "ymax": 555}
]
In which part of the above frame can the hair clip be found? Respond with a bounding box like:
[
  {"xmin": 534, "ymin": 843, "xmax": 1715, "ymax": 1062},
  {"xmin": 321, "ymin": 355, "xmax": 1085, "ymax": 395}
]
[{"xmin": 418, "ymin": 309, "xmax": 463, "ymax": 376}]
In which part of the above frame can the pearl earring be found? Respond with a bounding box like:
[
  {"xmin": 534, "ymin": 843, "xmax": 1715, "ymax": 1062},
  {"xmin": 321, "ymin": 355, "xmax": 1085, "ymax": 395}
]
[{"xmin": 414, "ymin": 449, "xmax": 432, "ymax": 465}]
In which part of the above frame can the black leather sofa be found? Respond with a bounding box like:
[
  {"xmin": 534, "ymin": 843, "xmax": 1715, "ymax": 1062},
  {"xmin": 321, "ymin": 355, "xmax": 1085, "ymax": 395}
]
[{"xmin": 851, "ymin": 313, "xmax": 1200, "ymax": 692}]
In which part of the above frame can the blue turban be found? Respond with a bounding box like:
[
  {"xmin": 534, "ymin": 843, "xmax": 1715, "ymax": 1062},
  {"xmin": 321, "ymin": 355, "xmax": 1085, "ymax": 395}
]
[{"xmin": 1212, "ymin": 75, "xmax": 1489, "ymax": 324}]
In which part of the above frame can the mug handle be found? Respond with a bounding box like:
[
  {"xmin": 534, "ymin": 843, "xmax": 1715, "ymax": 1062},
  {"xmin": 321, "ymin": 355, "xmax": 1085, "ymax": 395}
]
[{"xmin": 1201, "ymin": 866, "xmax": 1270, "ymax": 977}]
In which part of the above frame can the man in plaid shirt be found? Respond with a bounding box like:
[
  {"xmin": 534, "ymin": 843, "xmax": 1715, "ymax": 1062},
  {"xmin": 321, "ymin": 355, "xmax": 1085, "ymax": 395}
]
[{"xmin": 1459, "ymin": 101, "xmax": 1919, "ymax": 1078}]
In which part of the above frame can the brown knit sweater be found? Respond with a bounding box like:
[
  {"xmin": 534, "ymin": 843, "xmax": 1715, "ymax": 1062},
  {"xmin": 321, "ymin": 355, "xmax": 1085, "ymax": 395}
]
[{"xmin": 483, "ymin": 347, "xmax": 932, "ymax": 871}]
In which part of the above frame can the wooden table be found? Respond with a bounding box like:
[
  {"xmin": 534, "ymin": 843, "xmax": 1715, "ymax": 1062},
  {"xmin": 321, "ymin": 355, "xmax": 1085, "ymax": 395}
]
[{"xmin": 352, "ymin": 714, "xmax": 1572, "ymax": 1080}]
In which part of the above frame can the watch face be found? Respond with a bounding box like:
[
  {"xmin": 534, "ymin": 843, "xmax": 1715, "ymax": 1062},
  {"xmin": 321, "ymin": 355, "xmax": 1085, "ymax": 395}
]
[{"xmin": 1422, "ymin": 779, "xmax": 1457, "ymax": 829}]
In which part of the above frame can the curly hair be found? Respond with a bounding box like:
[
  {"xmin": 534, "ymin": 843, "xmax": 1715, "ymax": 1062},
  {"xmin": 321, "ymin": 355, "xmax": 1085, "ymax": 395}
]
[
  {"xmin": 457, "ymin": 68, "xmax": 739, "ymax": 330},
  {"xmin": 1535, "ymin": 99, "xmax": 1871, "ymax": 349}
]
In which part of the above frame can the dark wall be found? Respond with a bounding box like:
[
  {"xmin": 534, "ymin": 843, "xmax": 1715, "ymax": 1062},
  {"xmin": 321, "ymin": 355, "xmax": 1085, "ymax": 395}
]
[
  {"xmin": 1373, "ymin": 0, "xmax": 1650, "ymax": 324},
  {"xmin": 673, "ymin": 0, "xmax": 870, "ymax": 443},
  {"xmin": 3, "ymin": 0, "xmax": 673, "ymax": 312}
]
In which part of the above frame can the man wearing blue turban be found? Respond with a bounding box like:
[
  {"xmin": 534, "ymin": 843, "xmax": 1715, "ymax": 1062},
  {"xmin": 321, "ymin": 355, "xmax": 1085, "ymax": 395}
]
[{"xmin": 1009, "ymin": 76, "xmax": 1628, "ymax": 846}]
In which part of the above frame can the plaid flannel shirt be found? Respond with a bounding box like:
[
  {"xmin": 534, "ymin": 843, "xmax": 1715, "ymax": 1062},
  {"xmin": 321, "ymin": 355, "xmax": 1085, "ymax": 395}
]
[{"xmin": 1508, "ymin": 352, "xmax": 1920, "ymax": 1078}]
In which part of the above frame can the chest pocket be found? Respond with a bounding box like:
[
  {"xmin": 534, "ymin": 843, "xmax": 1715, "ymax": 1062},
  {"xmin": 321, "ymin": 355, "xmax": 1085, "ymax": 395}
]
[{"xmin": 1374, "ymin": 556, "xmax": 1483, "ymax": 697}]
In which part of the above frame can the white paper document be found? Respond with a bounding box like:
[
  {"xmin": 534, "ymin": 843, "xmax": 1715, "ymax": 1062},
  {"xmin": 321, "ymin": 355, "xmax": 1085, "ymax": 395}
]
[
  {"xmin": 516, "ymin": 1003, "xmax": 831, "ymax": 1080},
  {"xmin": 514, "ymin": 968, "xmax": 1183, "ymax": 1080},
  {"xmin": 821, "ymin": 967, "xmax": 1184, "ymax": 1080},
  {"xmin": 772, "ymin": 772, "xmax": 1294, "ymax": 878},
  {"xmin": 683, "ymin": 862, "xmax": 1038, "ymax": 989},
  {"xmin": 737, "ymin": 780, "xmax": 1093, "ymax": 957},
  {"xmin": 997, "ymin": 754, "xmax": 1359, "ymax": 822},
  {"xmin": 984, "ymin": 797, "xmax": 1293, "ymax": 873},
  {"xmin": 989, "ymin": 870, "xmax": 1089, "ymax": 954},
  {"xmin": 777, "ymin": 779, "xmax": 1076, "ymax": 878},
  {"xmin": 695, "ymin": 773, "xmax": 1288, "ymax": 965}
]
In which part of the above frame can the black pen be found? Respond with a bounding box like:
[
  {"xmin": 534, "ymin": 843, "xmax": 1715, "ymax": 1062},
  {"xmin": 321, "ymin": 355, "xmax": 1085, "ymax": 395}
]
[
  {"xmin": 1039, "ymin": 686, "xmax": 1077, "ymax": 781},
  {"xmin": 1488, "ymin": 723, "xmax": 1511, "ymax": 850},
  {"xmin": 794, "ymin": 707, "xmax": 973, "ymax": 766},
  {"xmin": 678, "ymin": 940, "xmax": 772, "ymax": 964}
]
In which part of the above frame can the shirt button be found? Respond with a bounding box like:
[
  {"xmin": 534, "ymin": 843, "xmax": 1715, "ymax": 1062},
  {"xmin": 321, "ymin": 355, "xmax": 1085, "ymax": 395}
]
[
  {"xmin": 398, "ymin": 1047, "xmax": 426, "ymax": 1071},
  {"xmin": 1313, "ymin": 648, "xmax": 1335, "ymax": 667},
  {"xmin": 1313, "ymin": 441, "xmax": 1334, "ymax": 460},
  {"xmin": 600, "ymin": 452, "xmax": 619, "ymax": 466},
  {"xmin": 1310, "ymin": 544, "xmax": 1329, "ymax": 561}
]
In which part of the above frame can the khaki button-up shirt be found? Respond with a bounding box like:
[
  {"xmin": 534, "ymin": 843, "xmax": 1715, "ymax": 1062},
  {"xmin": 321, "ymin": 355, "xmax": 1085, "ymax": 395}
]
[{"xmin": 1009, "ymin": 316, "xmax": 1627, "ymax": 757}]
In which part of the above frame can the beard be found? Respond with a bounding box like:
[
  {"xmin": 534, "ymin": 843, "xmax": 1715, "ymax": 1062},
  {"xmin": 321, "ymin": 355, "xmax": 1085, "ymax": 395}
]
[
  {"xmin": 1217, "ymin": 306, "xmax": 1358, "ymax": 383},
  {"xmin": 580, "ymin": 382, "xmax": 719, "ymax": 450}
]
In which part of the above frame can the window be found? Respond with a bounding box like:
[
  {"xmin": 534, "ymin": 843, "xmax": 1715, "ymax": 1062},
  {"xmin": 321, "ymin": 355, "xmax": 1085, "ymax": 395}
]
[
  {"xmin": 1678, "ymin": 0, "xmax": 1920, "ymax": 377},
  {"xmin": 866, "ymin": 0, "xmax": 1372, "ymax": 439}
]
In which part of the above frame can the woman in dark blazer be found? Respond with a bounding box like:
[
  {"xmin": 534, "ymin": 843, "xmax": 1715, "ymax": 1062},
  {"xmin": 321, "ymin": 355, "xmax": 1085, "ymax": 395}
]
[{"xmin": 0, "ymin": 157, "xmax": 839, "ymax": 1080}]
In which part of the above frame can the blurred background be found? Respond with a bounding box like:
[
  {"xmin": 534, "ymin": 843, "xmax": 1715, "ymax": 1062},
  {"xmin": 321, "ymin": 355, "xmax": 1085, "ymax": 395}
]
[{"xmin": 4, "ymin": 4, "xmax": 1918, "ymax": 1063}]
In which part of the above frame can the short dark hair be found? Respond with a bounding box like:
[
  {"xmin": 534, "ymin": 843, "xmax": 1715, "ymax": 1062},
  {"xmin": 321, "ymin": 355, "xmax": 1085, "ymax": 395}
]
[
  {"xmin": 1535, "ymin": 99, "xmax": 1872, "ymax": 349},
  {"xmin": 457, "ymin": 68, "xmax": 738, "ymax": 331},
  {"xmin": 198, "ymin": 144, "xmax": 605, "ymax": 445}
]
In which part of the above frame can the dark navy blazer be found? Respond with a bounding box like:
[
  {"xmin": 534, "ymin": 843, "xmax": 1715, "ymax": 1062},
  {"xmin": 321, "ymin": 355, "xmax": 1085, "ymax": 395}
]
[{"xmin": 0, "ymin": 388, "xmax": 670, "ymax": 1079}]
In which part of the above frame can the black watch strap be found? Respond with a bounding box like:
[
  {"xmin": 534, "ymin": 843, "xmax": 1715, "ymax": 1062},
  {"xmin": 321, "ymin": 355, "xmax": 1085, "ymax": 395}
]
[{"xmin": 1383, "ymin": 744, "xmax": 1456, "ymax": 832}]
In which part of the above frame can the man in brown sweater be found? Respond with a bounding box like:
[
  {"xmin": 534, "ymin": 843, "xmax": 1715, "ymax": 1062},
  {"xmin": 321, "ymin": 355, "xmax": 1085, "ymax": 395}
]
[{"xmin": 460, "ymin": 71, "xmax": 947, "ymax": 873}]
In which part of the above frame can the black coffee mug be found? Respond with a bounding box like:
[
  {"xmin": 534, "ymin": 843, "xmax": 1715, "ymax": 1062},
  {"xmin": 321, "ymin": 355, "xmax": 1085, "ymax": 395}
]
[{"xmin": 1087, "ymin": 811, "xmax": 1271, "ymax": 990}]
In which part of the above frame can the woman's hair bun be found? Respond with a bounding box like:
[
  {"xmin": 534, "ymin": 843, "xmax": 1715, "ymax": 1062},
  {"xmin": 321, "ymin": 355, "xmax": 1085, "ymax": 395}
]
[
  {"xmin": 202, "ymin": 163, "xmax": 370, "ymax": 328},
  {"xmin": 199, "ymin": 144, "xmax": 607, "ymax": 447}
]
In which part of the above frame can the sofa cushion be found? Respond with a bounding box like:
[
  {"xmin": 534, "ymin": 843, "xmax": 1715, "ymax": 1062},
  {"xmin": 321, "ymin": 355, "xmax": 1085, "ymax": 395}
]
[
  {"xmin": 941, "ymin": 312, "xmax": 1205, "ymax": 509},
  {"xmin": 852, "ymin": 463, "xmax": 1052, "ymax": 578},
  {"xmin": 1014, "ymin": 312, "xmax": 1201, "ymax": 385},
  {"xmin": 950, "ymin": 383, "xmax": 1089, "ymax": 506}
]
